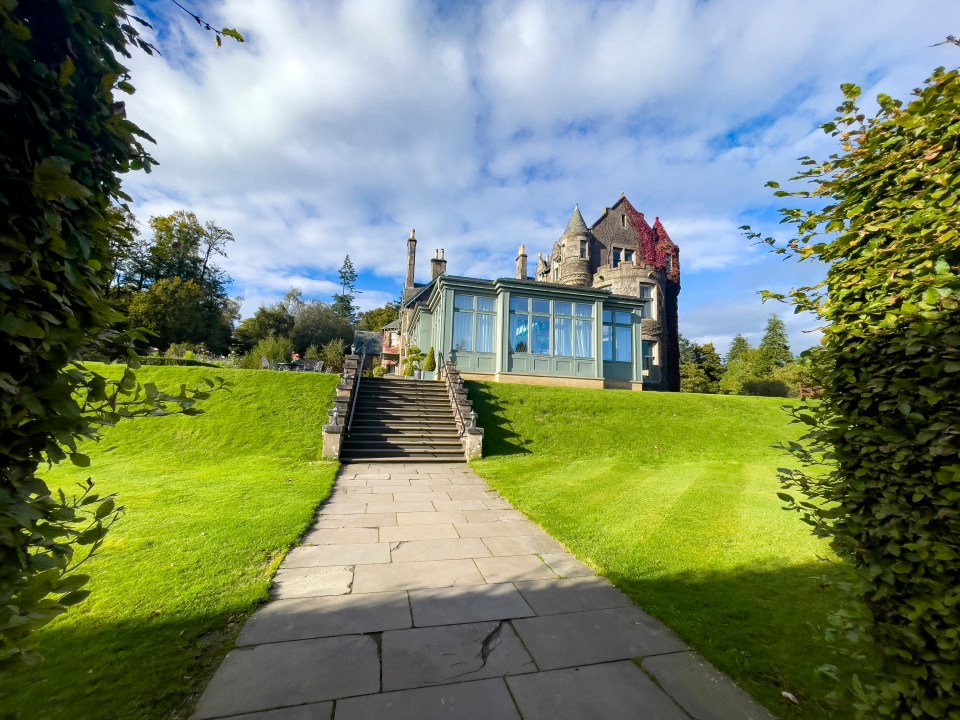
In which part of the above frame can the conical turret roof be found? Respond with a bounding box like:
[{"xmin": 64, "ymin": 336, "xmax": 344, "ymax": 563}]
[{"xmin": 563, "ymin": 205, "xmax": 589, "ymax": 236}]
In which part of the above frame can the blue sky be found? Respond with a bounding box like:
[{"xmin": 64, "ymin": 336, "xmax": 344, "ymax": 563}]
[{"xmin": 124, "ymin": 0, "xmax": 959, "ymax": 355}]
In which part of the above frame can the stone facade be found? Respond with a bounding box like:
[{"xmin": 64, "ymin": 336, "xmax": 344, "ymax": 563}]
[
  {"xmin": 399, "ymin": 194, "xmax": 681, "ymax": 392},
  {"xmin": 531, "ymin": 195, "xmax": 681, "ymax": 391}
]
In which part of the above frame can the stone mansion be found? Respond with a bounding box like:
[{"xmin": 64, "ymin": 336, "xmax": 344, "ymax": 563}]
[{"xmin": 398, "ymin": 194, "xmax": 681, "ymax": 391}]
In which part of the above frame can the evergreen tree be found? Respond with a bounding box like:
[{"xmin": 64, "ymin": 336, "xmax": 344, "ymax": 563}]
[
  {"xmin": 757, "ymin": 314, "xmax": 793, "ymax": 372},
  {"xmin": 332, "ymin": 255, "xmax": 359, "ymax": 322},
  {"xmin": 726, "ymin": 334, "xmax": 752, "ymax": 366}
]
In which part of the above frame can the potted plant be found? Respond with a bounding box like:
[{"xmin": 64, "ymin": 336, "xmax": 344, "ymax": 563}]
[
  {"xmin": 403, "ymin": 345, "xmax": 425, "ymax": 379},
  {"xmin": 423, "ymin": 346, "xmax": 437, "ymax": 380}
]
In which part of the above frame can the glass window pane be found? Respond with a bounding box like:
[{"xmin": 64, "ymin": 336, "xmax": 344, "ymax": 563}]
[
  {"xmin": 637, "ymin": 305, "xmax": 645, "ymax": 319},
  {"xmin": 576, "ymin": 319, "xmax": 593, "ymax": 358},
  {"xmin": 615, "ymin": 311, "xmax": 632, "ymax": 325},
  {"xmin": 476, "ymin": 296, "xmax": 495, "ymax": 312},
  {"xmin": 555, "ymin": 301, "xmax": 572, "ymax": 316},
  {"xmin": 476, "ymin": 313, "xmax": 494, "ymax": 352},
  {"xmin": 576, "ymin": 304, "xmax": 593, "ymax": 318},
  {"xmin": 615, "ymin": 326, "xmax": 632, "ymax": 362},
  {"xmin": 532, "ymin": 299, "xmax": 550, "ymax": 314},
  {"xmin": 510, "ymin": 314, "xmax": 528, "ymax": 352},
  {"xmin": 642, "ymin": 340, "xmax": 653, "ymax": 371},
  {"xmin": 531, "ymin": 316, "xmax": 550, "ymax": 354},
  {"xmin": 453, "ymin": 311, "xmax": 473, "ymax": 352},
  {"xmin": 509, "ymin": 296, "xmax": 529, "ymax": 312},
  {"xmin": 454, "ymin": 293, "xmax": 474, "ymax": 310},
  {"xmin": 602, "ymin": 309, "xmax": 612, "ymax": 323},
  {"xmin": 602, "ymin": 324, "xmax": 613, "ymax": 361},
  {"xmin": 613, "ymin": 248, "xmax": 621, "ymax": 267},
  {"xmin": 554, "ymin": 317, "xmax": 572, "ymax": 356},
  {"xmin": 625, "ymin": 249, "xmax": 635, "ymax": 263}
]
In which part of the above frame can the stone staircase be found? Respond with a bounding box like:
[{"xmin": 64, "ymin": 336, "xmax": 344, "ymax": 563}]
[{"xmin": 339, "ymin": 376, "xmax": 466, "ymax": 462}]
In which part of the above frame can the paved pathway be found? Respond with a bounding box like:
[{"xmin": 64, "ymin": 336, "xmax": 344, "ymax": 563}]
[{"xmin": 192, "ymin": 463, "xmax": 775, "ymax": 720}]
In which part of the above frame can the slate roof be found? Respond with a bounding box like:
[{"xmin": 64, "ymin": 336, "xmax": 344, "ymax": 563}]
[{"xmin": 563, "ymin": 205, "xmax": 589, "ymax": 236}]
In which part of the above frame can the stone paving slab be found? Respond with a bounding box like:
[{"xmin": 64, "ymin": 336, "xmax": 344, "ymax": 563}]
[
  {"xmin": 282, "ymin": 542, "xmax": 390, "ymax": 568},
  {"xmin": 514, "ymin": 576, "xmax": 632, "ymax": 615},
  {"xmin": 316, "ymin": 512, "xmax": 397, "ymax": 528},
  {"xmin": 409, "ymin": 583, "xmax": 534, "ymax": 627},
  {"xmin": 352, "ymin": 559, "xmax": 485, "ymax": 593},
  {"xmin": 193, "ymin": 461, "xmax": 774, "ymax": 720},
  {"xmin": 300, "ymin": 527, "xmax": 378, "ymax": 545},
  {"xmin": 390, "ymin": 537, "xmax": 491, "ymax": 562},
  {"xmin": 334, "ymin": 678, "xmax": 520, "ymax": 720},
  {"xmin": 475, "ymin": 555, "xmax": 557, "ymax": 583},
  {"xmin": 454, "ymin": 520, "xmax": 541, "ymax": 537},
  {"xmin": 381, "ymin": 621, "xmax": 536, "ymax": 691},
  {"xmin": 512, "ymin": 606, "xmax": 688, "ymax": 670},
  {"xmin": 507, "ymin": 661, "xmax": 691, "ymax": 720},
  {"xmin": 379, "ymin": 524, "xmax": 460, "ymax": 542},
  {"xmin": 539, "ymin": 552, "xmax": 594, "ymax": 577},
  {"xmin": 396, "ymin": 510, "xmax": 467, "ymax": 526},
  {"xmin": 217, "ymin": 702, "xmax": 333, "ymax": 720},
  {"xmin": 642, "ymin": 651, "xmax": 777, "ymax": 720},
  {"xmin": 192, "ymin": 635, "xmax": 378, "ymax": 719},
  {"xmin": 481, "ymin": 534, "xmax": 564, "ymax": 556},
  {"xmin": 237, "ymin": 591, "xmax": 411, "ymax": 646},
  {"xmin": 271, "ymin": 566, "xmax": 353, "ymax": 599}
]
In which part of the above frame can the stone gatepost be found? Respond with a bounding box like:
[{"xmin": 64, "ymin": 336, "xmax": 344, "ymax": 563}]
[
  {"xmin": 322, "ymin": 423, "xmax": 342, "ymax": 460},
  {"xmin": 464, "ymin": 427, "xmax": 484, "ymax": 461}
]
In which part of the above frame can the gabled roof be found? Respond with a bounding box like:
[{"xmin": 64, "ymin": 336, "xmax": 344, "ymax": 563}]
[
  {"xmin": 563, "ymin": 205, "xmax": 589, "ymax": 236},
  {"xmin": 382, "ymin": 319, "xmax": 400, "ymax": 330}
]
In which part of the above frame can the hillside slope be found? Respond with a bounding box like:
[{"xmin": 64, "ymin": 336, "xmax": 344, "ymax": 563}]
[
  {"xmin": 469, "ymin": 382, "xmax": 868, "ymax": 719},
  {"xmin": 0, "ymin": 366, "xmax": 339, "ymax": 720}
]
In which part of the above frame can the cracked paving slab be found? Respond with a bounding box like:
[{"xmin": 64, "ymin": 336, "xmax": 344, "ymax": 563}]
[{"xmin": 381, "ymin": 620, "xmax": 536, "ymax": 691}]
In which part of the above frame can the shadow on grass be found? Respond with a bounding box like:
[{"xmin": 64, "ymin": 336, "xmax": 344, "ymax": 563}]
[
  {"xmin": 602, "ymin": 561, "xmax": 878, "ymax": 720},
  {"xmin": 466, "ymin": 382, "xmax": 531, "ymax": 457},
  {"xmin": 0, "ymin": 610, "xmax": 241, "ymax": 720}
]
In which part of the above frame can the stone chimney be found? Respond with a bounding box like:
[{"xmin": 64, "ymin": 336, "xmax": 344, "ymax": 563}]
[
  {"xmin": 405, "ymin": 228, "xmax": 417, "ymax": 290},
  {"xmin": 516, "ymin": 244, "xmax": 528, "ymax": 280},
  {"xmin": 430, "ymin": 248, "xmax": 447, "ymax": 280}
]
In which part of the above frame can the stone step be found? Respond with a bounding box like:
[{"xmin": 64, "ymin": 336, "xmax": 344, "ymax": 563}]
[{"xmin": 338, "ymin": 447, "xmax": 466, "ymax": 462}]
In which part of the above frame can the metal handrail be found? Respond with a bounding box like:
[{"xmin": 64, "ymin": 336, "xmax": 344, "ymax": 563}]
[
  {"xmin": 444, "ymin": 362, "xmax": 468, "ymax": 437},
  {"xmin": 346, "ymin": 347, "xmax": 367, "ymax": 434}
]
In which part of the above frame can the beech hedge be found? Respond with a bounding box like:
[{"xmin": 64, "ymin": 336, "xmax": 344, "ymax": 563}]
[{"xmin": 749, "ymin": 68, "xmax": 960, "ymax": 716}]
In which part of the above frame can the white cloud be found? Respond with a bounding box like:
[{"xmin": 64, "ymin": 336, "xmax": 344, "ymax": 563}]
[{"xmin": 119, "ymin": 0, "xmax": 959, "ymax": 337}]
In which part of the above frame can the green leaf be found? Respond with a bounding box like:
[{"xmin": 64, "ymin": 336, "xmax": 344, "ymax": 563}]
[
  {"xmin": 32, "ymin": 157, "xmax": 92, "ymax": 200},
  {"xmin": 94, "ymin": 498, "xmax": 116, "ymax": 520}
]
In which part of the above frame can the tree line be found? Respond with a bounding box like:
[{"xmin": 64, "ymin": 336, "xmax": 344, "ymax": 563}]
[
  {"xmin": 679, "ymin": 314, "xmax": 804, "ymax": 396},
  {"xmin": 107, "ymin": 210, "xmax": 398, "ymax": 371}
]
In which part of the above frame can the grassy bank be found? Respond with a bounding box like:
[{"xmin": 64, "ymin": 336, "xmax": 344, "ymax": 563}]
[
  {"xmin": 468, "ymin": 382, "xmax": 871, "ymax": 719},
  {"xmin": 1, "ymin": 366, "xmax": 339, "ymax": 720}
]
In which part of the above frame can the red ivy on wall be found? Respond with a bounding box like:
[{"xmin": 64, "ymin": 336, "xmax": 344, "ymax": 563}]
[{"xmin": 620, "ymin": 198, "xmax": 680, "ymax": 282}]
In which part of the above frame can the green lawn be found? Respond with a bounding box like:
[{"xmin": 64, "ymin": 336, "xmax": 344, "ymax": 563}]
[
  {"xmin": 0, "ymin": 365, "xmax": 339, "ymax": 720},
  {"xmin": 468, "ymin": 381, "xmax": 872, "ymax": 719}
]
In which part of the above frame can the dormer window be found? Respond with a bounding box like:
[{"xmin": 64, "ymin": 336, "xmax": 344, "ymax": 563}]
[
  {"xmin": 625, "ymin": 249, "xmax": 635, "ymax": 264},
  {"xmin": 579, "ymin": 240, "xmax": 587, "ymax": 259}
]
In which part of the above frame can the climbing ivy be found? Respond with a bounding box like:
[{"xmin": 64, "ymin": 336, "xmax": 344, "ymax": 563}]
[{"xmin": 748, "ymin": 66, "xmax": 960, "ymax": 716}]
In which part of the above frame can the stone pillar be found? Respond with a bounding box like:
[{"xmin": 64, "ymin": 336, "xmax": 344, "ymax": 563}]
[
  {"xmin": 516, "ymin": 244, "xmax": 528, "ymax": 280},
  {"xmin": 463, "ymin": 428, "xmax": 484, "ymax": 461},
  {"xmin": 405, "ymin": 229, "xmax": 417, "ymax": 290},
  {"xmin": 322, "ymin": 424, "xmax": 342, "ymax": 460},
  {"xmin": 431, "ymin": 248, "xmax": 447, "ymax": 280}
]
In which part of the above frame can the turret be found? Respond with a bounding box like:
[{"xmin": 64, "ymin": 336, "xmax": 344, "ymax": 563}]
[{"xmin": 557, "ymin": 205, "xmax": 591, "ymax": 287}]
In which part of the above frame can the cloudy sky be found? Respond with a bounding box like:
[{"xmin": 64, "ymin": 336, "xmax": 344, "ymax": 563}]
[{"xmin": 123, "ymin": 0, "xmax": 958, "ymax": 355}]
